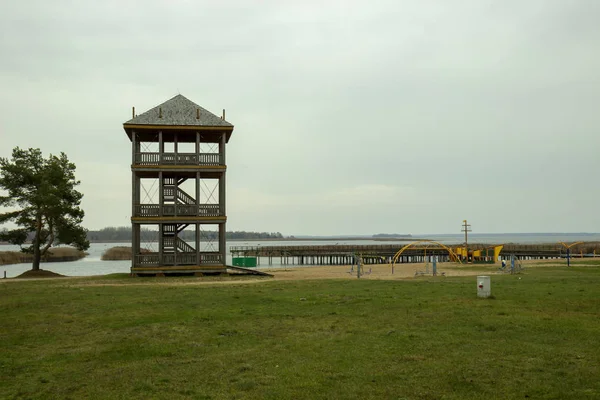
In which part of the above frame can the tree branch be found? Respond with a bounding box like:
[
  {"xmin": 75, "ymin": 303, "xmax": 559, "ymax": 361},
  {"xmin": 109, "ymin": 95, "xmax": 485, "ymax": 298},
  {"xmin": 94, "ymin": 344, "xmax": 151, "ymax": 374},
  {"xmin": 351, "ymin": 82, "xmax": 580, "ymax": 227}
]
[{"xmin": 0, "ymin": 210, "xmax": 21, "ymax": 224}]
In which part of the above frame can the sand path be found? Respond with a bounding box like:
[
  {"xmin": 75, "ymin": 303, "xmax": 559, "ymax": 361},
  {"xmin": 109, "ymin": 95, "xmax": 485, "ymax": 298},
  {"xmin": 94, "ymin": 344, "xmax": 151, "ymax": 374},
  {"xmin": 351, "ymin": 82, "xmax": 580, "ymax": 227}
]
[{"xmin": 261, "ymin": 262, "xmax": 490, "ymax": 281}]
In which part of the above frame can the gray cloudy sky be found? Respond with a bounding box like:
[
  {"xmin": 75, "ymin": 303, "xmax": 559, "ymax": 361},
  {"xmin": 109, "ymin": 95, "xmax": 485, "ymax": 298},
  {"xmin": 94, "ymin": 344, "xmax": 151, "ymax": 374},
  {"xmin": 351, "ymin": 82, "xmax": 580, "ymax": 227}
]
[{"xmin": 1, "ymin": 0, "xmax": 599, "ymax": 235}]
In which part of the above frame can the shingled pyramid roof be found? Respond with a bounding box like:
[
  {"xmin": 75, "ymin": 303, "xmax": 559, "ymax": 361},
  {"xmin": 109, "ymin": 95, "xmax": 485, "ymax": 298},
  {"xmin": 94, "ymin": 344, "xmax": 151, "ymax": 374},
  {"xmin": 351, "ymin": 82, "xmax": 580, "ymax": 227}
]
[{"xmin": 124, "ymin": 94, "xmax": 233, "ymax": 127}]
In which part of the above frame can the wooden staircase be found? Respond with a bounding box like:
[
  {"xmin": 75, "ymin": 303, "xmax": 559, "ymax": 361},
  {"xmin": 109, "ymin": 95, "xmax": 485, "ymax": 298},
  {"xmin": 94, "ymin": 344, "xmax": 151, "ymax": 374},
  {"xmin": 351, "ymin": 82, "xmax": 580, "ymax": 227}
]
[
  {"xmin": 163, "ymin": 177, "xmax": 196, "ymax": 206},
  {"xmin": 162, "ymin": 223, "xmax": 195, "ymax": 254}
]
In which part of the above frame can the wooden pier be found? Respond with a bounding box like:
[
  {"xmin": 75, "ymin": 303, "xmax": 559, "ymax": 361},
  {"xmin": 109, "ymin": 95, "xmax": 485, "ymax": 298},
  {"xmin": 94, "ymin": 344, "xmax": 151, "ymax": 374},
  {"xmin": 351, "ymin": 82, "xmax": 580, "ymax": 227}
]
[{"xmin": 230, "ymin": 242, "xmax": 600, "ymax": 266}]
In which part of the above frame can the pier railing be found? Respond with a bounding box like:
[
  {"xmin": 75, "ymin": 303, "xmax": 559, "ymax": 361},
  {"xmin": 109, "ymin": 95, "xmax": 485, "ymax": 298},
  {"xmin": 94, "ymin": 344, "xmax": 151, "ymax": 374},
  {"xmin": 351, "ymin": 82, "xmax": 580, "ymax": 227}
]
[
  {"xmin": 230, "ymin": 242, "xmax": 600, "ymax": 266},
  {"xmin": 229, "ymin": 244, "xmax": 452, "ymax": 257}
]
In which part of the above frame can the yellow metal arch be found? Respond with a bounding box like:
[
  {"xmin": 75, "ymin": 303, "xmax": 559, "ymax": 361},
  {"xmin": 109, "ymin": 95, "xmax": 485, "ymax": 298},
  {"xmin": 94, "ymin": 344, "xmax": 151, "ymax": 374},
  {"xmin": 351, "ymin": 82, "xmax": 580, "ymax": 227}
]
[
  {"xmin": 391, "ymin": 240, "xmax": 462, "ymax": 264},
  {"xmin": 559, "ymin": 241, "xmax": 585, "ymax": 259},
  {"xmin": 559, "ymin": 241, "xmax": 584, "ymax": 249}
]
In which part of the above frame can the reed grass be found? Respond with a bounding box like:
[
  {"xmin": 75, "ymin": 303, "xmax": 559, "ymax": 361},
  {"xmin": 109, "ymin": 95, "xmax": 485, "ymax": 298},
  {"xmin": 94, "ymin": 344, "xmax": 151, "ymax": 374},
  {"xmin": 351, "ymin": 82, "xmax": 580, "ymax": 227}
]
[{"xmin": 0, "ymin": 247, "xmax": 86, "ymax": 266}]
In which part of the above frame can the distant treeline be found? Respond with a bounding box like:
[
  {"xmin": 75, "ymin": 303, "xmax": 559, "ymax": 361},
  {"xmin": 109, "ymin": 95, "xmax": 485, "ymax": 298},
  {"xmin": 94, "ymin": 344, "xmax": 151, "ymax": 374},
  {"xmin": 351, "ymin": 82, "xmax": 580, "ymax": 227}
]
[
  {"xmin": 86, "ymin": 227, "xmax": 285, "ymax": 242},
  {"xmin": 372, "ymin": 233, "xmax": 412, "ymax": 238}
]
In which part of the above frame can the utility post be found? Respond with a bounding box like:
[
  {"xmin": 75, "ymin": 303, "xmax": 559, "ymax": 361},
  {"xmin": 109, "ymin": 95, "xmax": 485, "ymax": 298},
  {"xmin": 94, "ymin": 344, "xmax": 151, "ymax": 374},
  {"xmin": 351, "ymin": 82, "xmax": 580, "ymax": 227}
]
[{"xmin": 462, "ymin": 220, "xmax": 472, "ymax": 263}]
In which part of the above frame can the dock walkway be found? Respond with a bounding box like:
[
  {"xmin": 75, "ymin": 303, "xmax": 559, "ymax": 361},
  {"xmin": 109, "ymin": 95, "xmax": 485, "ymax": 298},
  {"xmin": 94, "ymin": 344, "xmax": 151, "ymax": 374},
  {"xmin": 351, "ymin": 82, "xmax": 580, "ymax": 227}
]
[{"xmin": 230, "ymin": 242, "xmax": 600, "ymax": 266}]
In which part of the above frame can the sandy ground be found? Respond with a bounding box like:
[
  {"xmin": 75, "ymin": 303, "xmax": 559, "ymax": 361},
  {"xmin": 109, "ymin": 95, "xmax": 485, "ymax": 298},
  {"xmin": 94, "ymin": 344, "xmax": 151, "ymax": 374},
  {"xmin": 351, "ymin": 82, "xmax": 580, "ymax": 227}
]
[
  {"xmin": 259, "ymin": 258, "xmax": 593, "ymax": 281},
  {"xmin": 261, "ymin": 262, "xmax": 490, "ymax": 281}
]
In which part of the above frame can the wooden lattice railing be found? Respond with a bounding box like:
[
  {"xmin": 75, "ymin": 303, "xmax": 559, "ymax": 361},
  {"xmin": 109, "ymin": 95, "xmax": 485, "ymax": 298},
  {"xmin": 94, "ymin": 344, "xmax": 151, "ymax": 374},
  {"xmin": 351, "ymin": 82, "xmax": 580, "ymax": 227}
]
[
  {"xmin": 134, "ymin": 252, "xmax": 223, "ymax": 266},
  {"xmin": 135, "ymin": 152, "xmax": 221, "ymax": 166},
  {"xmin": 134, "ymin": 204, "xmax": 221, "ymax": 217}
]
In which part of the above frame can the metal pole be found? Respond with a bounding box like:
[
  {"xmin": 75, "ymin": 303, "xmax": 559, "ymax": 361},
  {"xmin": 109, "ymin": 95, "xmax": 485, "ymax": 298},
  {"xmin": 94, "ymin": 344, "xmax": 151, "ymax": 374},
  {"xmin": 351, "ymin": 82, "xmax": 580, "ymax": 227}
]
[{"xmin": 462, "ymin": 220, "xmax": 472, "ymax": 262}]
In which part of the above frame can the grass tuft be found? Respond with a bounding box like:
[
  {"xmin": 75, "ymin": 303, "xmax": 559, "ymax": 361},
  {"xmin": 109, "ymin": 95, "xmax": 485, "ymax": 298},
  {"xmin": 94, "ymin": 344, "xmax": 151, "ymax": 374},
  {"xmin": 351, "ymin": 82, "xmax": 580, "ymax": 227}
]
[
  {"xmin": 0, "ymin": 247, "xmax": 86, "ymax": 266},
  {"xmin": 101, "ymin": 246, "xmax": 150, "ymax": 260}
]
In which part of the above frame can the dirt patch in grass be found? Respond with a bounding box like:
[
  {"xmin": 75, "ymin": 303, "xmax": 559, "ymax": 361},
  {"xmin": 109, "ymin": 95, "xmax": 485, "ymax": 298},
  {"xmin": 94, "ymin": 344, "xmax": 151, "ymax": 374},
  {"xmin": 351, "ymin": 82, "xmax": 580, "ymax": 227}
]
[{"xmin": 15, "ymin": 269, "xmax": 66, "ymax": 279}]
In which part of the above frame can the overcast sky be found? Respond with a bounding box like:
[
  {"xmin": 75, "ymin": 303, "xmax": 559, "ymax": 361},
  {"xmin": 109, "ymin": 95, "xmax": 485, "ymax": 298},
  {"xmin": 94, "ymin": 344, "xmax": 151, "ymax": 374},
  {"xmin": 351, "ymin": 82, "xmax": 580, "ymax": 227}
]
[{"xmin": 1, "ymin": 0, "xmax": 599, "ymax": 236}]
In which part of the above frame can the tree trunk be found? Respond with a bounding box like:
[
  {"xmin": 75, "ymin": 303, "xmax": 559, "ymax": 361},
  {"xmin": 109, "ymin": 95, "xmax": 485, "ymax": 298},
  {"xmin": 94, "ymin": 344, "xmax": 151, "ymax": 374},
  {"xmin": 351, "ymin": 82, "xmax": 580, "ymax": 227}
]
[
  {"xmin": 32, "ymin": 215, "xmax": 42, "ymax": 271},
  {"xmin": 32, "ymin": 245, "xmax": 41, "ymax": 271}
]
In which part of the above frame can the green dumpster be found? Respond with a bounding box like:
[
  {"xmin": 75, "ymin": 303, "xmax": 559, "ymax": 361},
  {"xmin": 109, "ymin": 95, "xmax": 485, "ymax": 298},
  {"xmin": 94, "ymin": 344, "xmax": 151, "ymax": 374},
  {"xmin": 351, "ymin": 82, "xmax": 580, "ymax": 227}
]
[{"xmin": 232, "ymin": 257, "xmax": 258, "ymax": 268}]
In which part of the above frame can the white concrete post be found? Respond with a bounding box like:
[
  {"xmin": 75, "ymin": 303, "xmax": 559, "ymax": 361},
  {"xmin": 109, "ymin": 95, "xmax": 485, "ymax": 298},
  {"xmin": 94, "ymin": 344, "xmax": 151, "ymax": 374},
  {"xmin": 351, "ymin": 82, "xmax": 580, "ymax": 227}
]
[{"xmin": 477, "ymin": 276, "xmax": 491, "ymax": 298}]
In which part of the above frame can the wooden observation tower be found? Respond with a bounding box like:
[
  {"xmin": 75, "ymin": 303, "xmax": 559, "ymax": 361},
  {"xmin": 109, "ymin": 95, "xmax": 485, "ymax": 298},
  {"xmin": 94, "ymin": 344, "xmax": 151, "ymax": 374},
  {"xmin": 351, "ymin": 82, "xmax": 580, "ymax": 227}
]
[{"xmin": 123, "ymin": 95, "xmax": 233, "ymax": 276}]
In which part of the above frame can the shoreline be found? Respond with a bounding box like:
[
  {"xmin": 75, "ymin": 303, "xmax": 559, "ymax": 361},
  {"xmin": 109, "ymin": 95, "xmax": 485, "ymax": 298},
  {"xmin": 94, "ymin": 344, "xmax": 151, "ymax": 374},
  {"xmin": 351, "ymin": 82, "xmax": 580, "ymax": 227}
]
[{"xmin": 3, "ymin": 258, "xmax": 596, "ymax": 284}]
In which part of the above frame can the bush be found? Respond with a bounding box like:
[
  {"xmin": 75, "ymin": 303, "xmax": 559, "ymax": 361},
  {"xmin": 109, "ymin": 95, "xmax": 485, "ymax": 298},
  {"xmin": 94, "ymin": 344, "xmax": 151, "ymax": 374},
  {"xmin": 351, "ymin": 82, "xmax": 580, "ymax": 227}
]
[
  {"xmin": 0, "ymin": 247, "xmax": 86, "ymax": 265},
  {"xmin": 101, "ymin": 246, "xmax": 150, "ymax": 261}
]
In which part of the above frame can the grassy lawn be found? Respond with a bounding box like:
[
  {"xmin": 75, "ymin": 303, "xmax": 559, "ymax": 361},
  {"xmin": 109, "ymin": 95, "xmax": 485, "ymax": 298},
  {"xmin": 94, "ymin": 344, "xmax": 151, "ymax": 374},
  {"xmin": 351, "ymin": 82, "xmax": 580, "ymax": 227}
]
[{"xmin": 1, "ymin": 265, "xmax": 599, "ymax": 399}]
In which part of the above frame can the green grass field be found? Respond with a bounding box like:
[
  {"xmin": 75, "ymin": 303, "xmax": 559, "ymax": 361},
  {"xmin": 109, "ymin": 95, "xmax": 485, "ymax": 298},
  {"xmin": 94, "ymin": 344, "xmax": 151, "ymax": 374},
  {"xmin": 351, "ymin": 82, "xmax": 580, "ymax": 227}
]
[{"xmin": 1, "ymin": 263, "xmax": 599, "ymax": 399}]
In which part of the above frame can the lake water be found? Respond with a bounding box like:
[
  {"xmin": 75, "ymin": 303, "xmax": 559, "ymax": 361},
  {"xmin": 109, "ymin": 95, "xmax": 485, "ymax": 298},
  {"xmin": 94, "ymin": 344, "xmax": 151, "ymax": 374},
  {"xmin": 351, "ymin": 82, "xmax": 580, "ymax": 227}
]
[{"xmin": 2, "ymin": 233, "xmax": 599, "ymax": 278}]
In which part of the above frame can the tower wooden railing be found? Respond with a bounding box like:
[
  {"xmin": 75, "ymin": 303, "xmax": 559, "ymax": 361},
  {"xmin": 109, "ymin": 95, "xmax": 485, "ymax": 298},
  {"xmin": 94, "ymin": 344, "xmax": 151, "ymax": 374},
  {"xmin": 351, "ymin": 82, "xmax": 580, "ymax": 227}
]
[
  {"xmin": 134, "ymin": 252, "xmax": 223, "ymax": 266},
  {"xmin": 134, "ymin": 204, "xmax": 221, "ymax": 217},
  {"xmin": 135, "ymin": 152, "xmax": 221, "ymax": 166}
]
